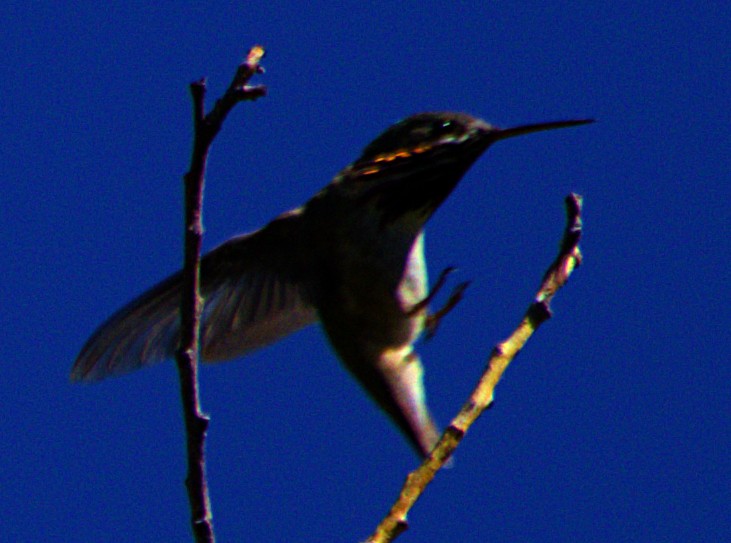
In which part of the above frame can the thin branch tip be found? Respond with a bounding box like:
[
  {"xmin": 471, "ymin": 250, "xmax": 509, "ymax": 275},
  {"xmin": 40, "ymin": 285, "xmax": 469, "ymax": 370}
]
[{"xmin": 246, "ymin": 44, "xmax": 266, "ymax": 64}]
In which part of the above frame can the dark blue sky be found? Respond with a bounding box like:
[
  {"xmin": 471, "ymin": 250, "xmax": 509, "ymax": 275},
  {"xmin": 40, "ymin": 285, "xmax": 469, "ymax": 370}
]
[{"xmin": 2, "ymin": 2, "xmax": 729, "ymax": 542}]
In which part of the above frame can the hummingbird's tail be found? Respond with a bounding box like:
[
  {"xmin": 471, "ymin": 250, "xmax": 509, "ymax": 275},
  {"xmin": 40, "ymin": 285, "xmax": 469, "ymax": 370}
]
[
  {"xmin": 375, "ymin": 349, "xmax": 444, "ymax": 458},
  {"xmin": 333, "ymin": 343, "xmax": 444, "ymax": 459}
]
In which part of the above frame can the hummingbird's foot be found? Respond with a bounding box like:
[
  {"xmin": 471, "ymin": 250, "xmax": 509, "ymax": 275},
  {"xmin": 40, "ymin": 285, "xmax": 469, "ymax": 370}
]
[
  {"xmin": 406, "ymin": 266, "xmax": 471, "ymax": 339},
  {"xmin": 406, "ymin": 266, "xmax": 457, "ymax": 316},
  {"xmin": 424, "ymin": 280, "xmax": 471, "ymax": 339}
]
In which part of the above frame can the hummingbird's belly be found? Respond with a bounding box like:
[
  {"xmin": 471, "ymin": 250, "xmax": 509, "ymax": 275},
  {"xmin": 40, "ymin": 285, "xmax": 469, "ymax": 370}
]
[{"xmin": 316, "ymin": 232, "xmax": 428, "ymax": 351}]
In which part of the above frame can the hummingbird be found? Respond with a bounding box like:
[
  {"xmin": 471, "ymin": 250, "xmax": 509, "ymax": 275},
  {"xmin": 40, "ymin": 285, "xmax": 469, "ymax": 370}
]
[{"xmin": 72, "ymin": 112, "xmax": 591, "ymax": 458}]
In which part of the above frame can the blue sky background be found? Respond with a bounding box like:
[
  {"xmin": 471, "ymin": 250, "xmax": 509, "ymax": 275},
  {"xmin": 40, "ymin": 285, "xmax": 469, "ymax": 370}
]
[{"xmin": 2, "ymin": 2, "xmax": 729, "ymax": 541}]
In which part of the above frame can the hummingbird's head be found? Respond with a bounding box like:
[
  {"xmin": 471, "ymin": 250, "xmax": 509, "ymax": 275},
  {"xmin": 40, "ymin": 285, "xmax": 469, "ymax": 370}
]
[
  {"xmin": 358, "ymin": 112, "xmax": 492, "ymax": 164},
  {"xmin": 338, "ymin": 112, "xmax": 592, "ymax": 226}
]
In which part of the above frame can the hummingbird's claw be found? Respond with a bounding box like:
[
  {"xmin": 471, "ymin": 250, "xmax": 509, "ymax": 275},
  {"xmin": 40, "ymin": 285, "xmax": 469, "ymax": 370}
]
[
  {"xmin": 424, "ymin": 280, "xmax": 471, "ymax": 340},
  {"xmin": 407, "ymin": 266, "xmax": 458, "ymax": 316}
]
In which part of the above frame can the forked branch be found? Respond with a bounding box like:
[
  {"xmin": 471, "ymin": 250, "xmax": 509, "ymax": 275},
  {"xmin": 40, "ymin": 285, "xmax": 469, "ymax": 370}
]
[{"xmin": 177, "ymin": 46, "xmax": 266, "ymax": 543}]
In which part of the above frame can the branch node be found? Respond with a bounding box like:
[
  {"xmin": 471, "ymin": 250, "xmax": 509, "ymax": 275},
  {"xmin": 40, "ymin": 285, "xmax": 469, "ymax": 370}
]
[
  {"xmin": 241, "ymin": 84, "xmax": 268, "ymax": 100},
  {"xmin": 394, "ymin": 520, "xmax": 409, "ymax": 538},
  {"xmin": 528, "ymin": 300, "xmax": 553, "ymax": 325},
  {"xmin": 445, "ymin": 424, "xmax": 465, "ymax": 441}
]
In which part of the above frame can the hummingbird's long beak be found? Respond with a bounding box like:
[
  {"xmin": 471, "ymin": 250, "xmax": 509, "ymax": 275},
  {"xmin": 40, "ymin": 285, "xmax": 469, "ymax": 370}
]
[{"xmin": 490, "ymin": 118, "xmax": 594, "ymax": 142}]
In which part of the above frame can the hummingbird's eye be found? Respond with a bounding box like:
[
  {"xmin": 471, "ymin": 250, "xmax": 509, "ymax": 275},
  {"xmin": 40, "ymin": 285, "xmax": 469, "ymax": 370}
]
[{"xmin": 431, "ymin": 120, "xmax": 456, "ymax": 139}]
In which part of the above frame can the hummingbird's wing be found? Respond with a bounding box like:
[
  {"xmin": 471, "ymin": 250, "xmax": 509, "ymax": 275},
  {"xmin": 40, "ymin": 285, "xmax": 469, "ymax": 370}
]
[{"xmin": 71, "ymin": 210, "xmax": 317, "ymax": 382}]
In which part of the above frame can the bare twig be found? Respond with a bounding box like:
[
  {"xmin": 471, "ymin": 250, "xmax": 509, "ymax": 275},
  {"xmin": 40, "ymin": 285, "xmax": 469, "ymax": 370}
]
[
  {"xmin": 176, "ymin": 45, "xmax": 266, "ymax": 543},
  {"xmin": 367, "ymin": 193, "xmax": 584, "ymax": 543}
]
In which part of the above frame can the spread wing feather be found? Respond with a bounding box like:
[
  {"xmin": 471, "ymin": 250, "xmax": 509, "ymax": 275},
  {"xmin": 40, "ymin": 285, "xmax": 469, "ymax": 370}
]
[{"xmin": 71, "ymin": 211, "xmax": 316, "ymax": 382}]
